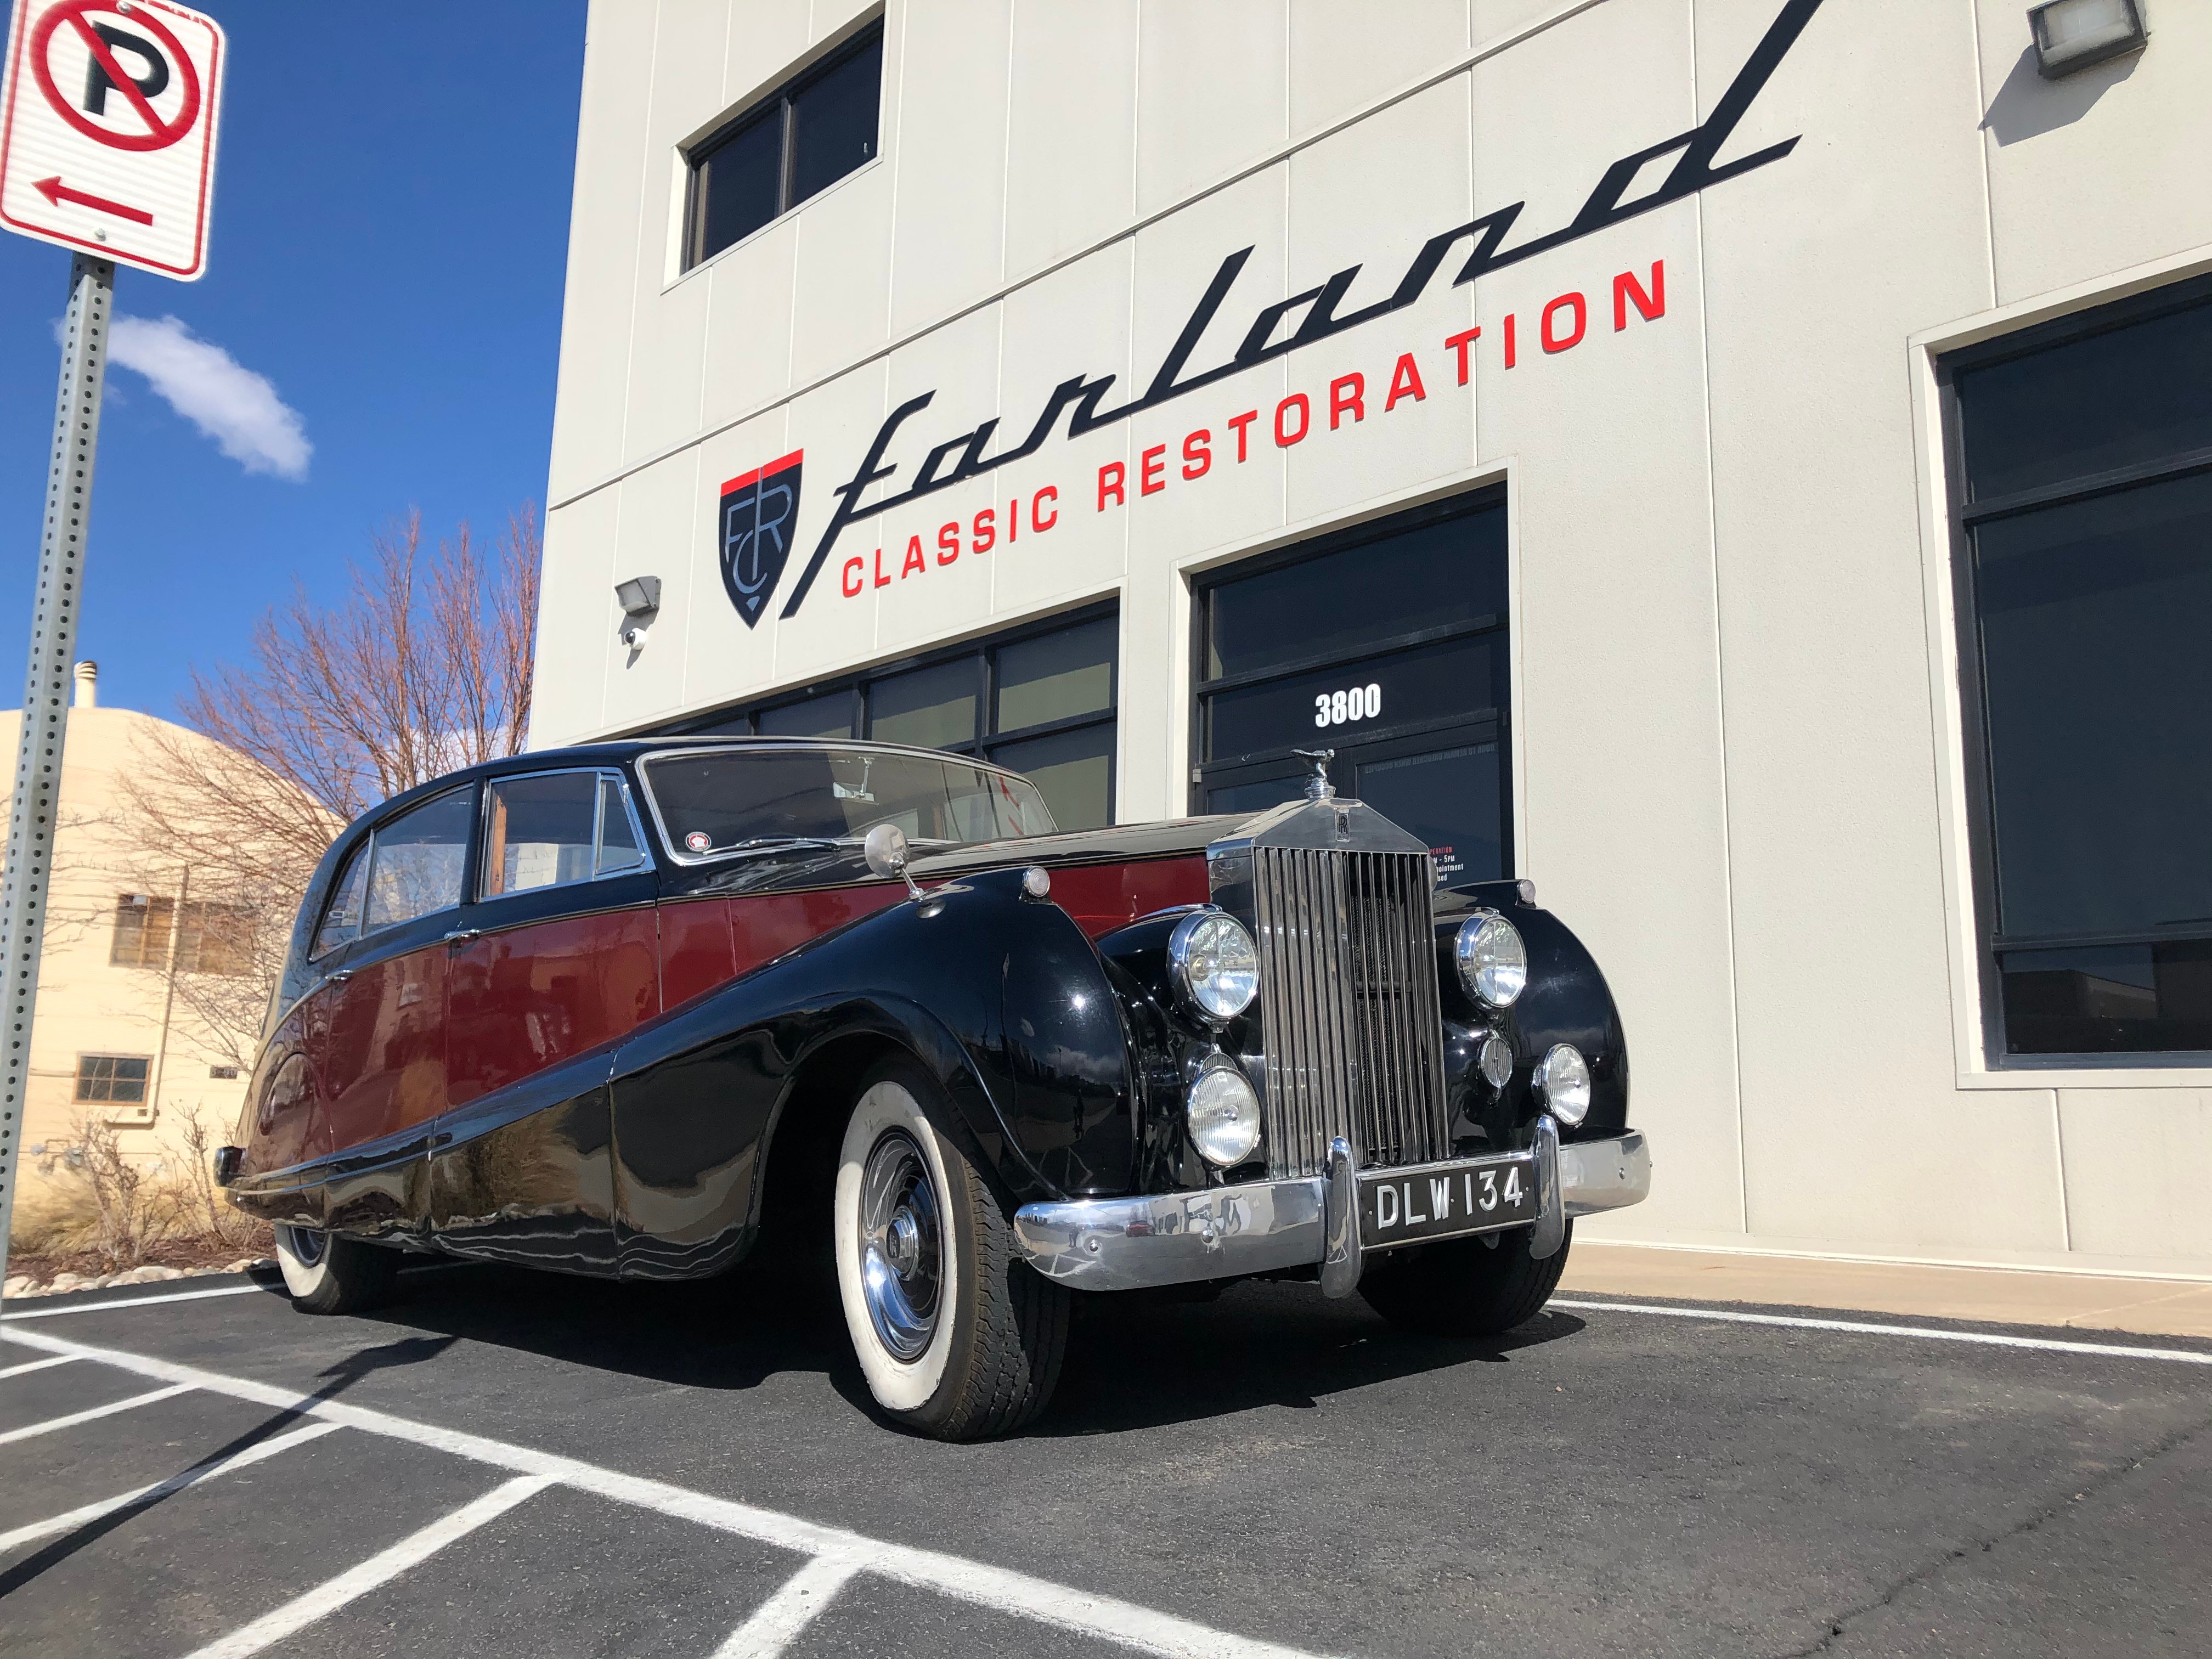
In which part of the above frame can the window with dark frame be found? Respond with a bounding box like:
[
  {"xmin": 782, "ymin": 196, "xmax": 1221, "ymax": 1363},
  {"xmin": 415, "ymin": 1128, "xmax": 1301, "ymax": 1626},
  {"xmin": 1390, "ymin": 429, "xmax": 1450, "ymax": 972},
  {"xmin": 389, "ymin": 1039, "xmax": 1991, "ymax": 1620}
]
[
  {"xmin": 75, "ymin": 1054, "xmax": 149, "ymax": 1104},
  {"xmin": 1942, "ymin": 273, "xmax": 2212, "ymax": 1061},
  {"xmin": 685, "ymin": 24, "xmax": 883, "ymax": 272},
  {"xmin": 1190, "ymin": 491, "xmax": 1513, "ymax": 887},
  {"xmin": 653, "ymin": 607, "xmax": 1120, "ymax": 832}
]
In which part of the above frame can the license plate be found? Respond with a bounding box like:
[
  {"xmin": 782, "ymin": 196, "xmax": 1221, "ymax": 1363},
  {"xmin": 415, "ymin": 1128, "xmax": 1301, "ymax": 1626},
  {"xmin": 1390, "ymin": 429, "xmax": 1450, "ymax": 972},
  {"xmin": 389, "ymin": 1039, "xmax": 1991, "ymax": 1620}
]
[{"xmin": 1358, "ymin": 1154, "xmax": 1538, "ymax": 1249}]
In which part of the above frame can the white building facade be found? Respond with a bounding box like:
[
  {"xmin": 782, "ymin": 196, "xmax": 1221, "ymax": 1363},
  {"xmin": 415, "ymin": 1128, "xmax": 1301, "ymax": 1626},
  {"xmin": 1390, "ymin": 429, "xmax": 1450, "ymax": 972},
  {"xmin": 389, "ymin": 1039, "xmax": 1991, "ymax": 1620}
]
[{"xmin": 534, "ymin": 0, "xmax": 2212, "ymax": 1279}]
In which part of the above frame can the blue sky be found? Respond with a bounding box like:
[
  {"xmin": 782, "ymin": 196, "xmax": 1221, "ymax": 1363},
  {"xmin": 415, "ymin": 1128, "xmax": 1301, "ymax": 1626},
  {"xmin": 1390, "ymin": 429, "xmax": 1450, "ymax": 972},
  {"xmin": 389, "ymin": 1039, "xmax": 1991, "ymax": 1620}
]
[{"xmin": 0, "ymin": 1, "xmax": 588, "ymax": 719}]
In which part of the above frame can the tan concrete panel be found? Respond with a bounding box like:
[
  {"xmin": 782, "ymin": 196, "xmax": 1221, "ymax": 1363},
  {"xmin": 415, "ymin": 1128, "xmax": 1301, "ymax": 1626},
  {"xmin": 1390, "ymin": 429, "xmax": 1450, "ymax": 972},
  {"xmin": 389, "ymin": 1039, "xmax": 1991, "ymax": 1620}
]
[
  {"xmin": 701, "ymin": 216, "xmax": 800, "ymax": 428},
  {"xmin": 1974, "ymin": 0, "xmax": 2212, "ymax": 307},
  {"xmin": 2059, "ymin": 1089, "xmax": 2212, "ymax": 1262},
  {"xmin": 1692, "ymin": 0, "xmax": 2007, "ymax": 1247},
  {"xmin": 1135, "ymin": 0, "xmax": 1287, "ymax": 217},
  {"xmin": 601, "ymin": 453, "xmax": 707, "ymax": 735},
  {"xmin": 789, "ymin": 154, "xmax": 895, "ymax": 387},
  {"xmin": 1288, "ymin": 0, "xmax": 1468, "ymax": 138},
  {"xmin": 549, "ymin": 0, "xmax": 659, "ymax": 499},
  {"xmin": 888, "ymin": 0, "xmax": 1012, "ymax": 334},
  {"xmin": 1003, "ymin": 0, "xmax": 1138, "ymax": 280},
  {"xmin": 1469, "ymin": 0, "xmax": 1742, "ymax": 1237},
  {"xmin": 1283, "ymin": 74, "xmax": 1478, "ymax": 524},
  {"xmin": 533, "ymin": 490, "xmax": 623, "ymax": 746}
]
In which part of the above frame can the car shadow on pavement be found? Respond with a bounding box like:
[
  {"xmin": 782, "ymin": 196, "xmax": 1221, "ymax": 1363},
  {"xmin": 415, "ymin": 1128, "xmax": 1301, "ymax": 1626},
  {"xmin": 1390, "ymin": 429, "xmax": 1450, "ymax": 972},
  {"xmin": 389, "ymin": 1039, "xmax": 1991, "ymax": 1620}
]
[{"xmin": 361, "ymin": 1259, "xmax": 1584, "ymax": 1436}]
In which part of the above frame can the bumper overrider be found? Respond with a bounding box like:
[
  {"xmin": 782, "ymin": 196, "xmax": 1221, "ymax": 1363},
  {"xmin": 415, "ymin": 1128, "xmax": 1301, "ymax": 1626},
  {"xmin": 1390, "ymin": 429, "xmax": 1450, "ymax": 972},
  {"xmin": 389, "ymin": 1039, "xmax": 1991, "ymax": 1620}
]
[{"xmin": 1012, "ymin": 1117, "xmax": 1649, "ymax": 1295}]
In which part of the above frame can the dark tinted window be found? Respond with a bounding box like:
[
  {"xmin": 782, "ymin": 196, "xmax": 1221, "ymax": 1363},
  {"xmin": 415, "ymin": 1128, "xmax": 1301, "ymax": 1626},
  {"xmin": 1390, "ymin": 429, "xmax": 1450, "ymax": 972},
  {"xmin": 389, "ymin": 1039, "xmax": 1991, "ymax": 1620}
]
[
  {"xmin": 996, "ymin": 617, "xmax": 1113, "ymax": 731},
  {"xmin": 1974, "ymin": 473, "xmax": 2212, "ymax": 940},
  {"xmin": 654, "ymin": 609, "xmax": 1119, "ymax": 830},
  {"xmin": 988, "ymin": 724, "xmax": 1111, "ymax": 833},
  {"xmin": 1206, "ymin": 505, "xmax": 1506, "ymax": 679},
  {"xmin": 694, "ymin": 111, "xmax": 782, "ymax": 264},
  {"xmin": 1958, "ymin": 298, "xmax": 2212, "ymax": 501},
  {"xmin": 758, "ymin": 691, "xmax": 854, "ymax": 738},
  {"xmin": 789, "ymin": 33, "xmax": 882, "ymax": 205},
  {"xmin": 1949, "ymin": 278, "xmax": 2212, "ymax": 1058},
  {"xmin": 685, "ymin": 26, "xmax": 882, "ymax": 272},
  {"xmin": 869, "ymin": 659, "xmax": 975, "ymax": 749},
  {"xmin": 75, "ymin": 1054, "xmax": 149, "ymax": 1104}
]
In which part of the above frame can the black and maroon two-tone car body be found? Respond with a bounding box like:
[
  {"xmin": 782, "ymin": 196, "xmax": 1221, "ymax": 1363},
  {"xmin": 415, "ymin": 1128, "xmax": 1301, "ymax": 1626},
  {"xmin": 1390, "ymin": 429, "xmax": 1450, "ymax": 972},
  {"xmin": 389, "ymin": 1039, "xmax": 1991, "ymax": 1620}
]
[{"xmin": 221, "ymin": 737, "xmax": 1647, "ymax": 1437}]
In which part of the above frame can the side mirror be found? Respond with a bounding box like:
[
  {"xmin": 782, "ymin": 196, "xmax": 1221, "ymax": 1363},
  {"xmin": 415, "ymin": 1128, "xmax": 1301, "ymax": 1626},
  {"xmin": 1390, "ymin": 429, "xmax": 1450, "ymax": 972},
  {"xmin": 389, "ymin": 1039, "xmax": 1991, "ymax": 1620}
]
[{"xmin": 864, "ymin": 822, "xmax": 922, "ymax": 897}]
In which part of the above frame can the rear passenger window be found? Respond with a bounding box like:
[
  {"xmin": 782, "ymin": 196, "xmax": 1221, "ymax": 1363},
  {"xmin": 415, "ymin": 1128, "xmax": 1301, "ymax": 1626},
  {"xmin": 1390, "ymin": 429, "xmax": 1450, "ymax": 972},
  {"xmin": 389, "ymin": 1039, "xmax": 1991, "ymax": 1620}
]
[
  {"xmin": 483, "ymin": 773, "xmax": 597, "ymax": 896},
  {"xmin": 312, "ymin": 844, "xmax": 369, "ymax": 958},
  {"xmin": 364, "ymin": 789, "xmax": 473, "ymax": 929}
]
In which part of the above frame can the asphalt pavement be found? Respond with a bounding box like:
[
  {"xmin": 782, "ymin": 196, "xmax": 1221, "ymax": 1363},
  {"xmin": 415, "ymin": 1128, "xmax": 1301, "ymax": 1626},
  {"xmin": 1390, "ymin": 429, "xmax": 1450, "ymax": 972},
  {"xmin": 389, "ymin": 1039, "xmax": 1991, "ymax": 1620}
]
[{"xmin": 2, "ymin": 1255, "xmax": 2208, "ymax": 1658}]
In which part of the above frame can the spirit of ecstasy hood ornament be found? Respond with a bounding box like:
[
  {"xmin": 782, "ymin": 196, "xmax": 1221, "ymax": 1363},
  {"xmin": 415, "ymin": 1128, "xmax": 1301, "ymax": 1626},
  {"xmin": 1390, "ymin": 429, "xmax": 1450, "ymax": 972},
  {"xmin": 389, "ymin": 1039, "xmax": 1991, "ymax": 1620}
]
[{"xmin": 1293, "ymin": 748, "xmax": 1336, "ymax": 803}]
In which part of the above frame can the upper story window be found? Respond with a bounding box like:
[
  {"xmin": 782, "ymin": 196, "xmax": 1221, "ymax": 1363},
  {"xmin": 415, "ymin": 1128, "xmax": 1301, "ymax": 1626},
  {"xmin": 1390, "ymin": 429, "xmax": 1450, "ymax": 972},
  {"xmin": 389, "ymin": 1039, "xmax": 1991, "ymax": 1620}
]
[
  {"xmin": 110, "ymin": 893, "xmax": 174, "ymax": 969},
  {"xmin": 1942, "ymin": 275, "xmax": 2212, "ymax": 1061},
  {"xmin": 684, "ymin": 24, "xmax": 883, "ymax": 272}
]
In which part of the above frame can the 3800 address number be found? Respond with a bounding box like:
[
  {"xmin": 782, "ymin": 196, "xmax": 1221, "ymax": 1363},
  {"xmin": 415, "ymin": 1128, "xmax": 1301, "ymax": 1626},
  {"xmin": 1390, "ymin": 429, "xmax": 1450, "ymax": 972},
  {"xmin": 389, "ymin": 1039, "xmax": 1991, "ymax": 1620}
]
[{"xmin": 1314, "ymin": 682, "xmax": 1381, "ymax": 729}]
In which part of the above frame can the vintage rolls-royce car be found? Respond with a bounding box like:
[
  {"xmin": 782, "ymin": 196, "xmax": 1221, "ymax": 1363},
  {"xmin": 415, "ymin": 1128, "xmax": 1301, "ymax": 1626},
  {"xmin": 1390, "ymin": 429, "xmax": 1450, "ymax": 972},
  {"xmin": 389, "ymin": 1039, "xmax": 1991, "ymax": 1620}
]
[{"xmin": 219, "ymin": 738, "xmax": 1648, "ymax": 1439}]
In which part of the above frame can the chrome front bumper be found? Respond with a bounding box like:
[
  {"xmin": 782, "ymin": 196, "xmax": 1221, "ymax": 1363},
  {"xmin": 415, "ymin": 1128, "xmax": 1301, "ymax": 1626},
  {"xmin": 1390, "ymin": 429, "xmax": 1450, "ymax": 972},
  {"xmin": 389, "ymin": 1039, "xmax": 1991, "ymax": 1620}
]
[{"xmin": 1013, "ymin": 1124, "xmax": 1650, "ymax": 1294}]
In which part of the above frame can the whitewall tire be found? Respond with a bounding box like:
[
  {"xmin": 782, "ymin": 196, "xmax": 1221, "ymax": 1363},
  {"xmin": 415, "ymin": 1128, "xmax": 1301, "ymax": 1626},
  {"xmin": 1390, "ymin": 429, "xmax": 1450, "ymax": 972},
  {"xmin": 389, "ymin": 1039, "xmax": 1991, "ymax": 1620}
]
[
  {"xmin": 832, "ymin": 1059, "xmax": 1069, "ymax": 1438},
  {"xmin": 273, "ymin": 1223, "xmax": 400, "ymax": 1315}
]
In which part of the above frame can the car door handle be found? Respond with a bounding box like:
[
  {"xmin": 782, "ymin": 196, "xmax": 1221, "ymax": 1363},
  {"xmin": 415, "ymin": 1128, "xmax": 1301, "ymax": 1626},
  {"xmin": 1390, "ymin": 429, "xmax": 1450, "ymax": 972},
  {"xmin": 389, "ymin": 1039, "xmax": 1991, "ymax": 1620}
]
[
  {"xmin": 442, "ymin": 929, "xmax": 482, "ymax": 945},
  {"xmin": 326, "ymin": 969, "xmax": 352, "ymax": 984}
]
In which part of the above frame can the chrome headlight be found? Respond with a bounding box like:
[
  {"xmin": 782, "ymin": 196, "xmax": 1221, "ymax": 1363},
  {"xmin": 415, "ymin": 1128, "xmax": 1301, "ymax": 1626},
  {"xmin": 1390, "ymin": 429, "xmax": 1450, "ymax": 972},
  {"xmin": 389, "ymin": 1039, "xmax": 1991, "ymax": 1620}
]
[
  {"xmin": 1168, "ymin": 910, "xmax": 1259, "ymax": 1022},
  {"xmin": 1455, "ymin": 912, "xmax": 1526, "ymax": 1008},
  {"xmin": 1533, "ymin": 1043, "xmax": 1591, "ymax": 1127},
  {"xmin": 1186, "ymin": 1056, "xmax": 1261, "ymax": 1166}
]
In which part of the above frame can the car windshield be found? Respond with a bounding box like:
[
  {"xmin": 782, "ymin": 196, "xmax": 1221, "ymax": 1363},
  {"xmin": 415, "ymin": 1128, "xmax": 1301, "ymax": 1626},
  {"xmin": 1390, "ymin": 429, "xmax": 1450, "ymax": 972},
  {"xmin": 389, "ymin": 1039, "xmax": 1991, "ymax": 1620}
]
[{"xmin": 641, "ymin": 746, "xmax": 1056, "ymax": 858}]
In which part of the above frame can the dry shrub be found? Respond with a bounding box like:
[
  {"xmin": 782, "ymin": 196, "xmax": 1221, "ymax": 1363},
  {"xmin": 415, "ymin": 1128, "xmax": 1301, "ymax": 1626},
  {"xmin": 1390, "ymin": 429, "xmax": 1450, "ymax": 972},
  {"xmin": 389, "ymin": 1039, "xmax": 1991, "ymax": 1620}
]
[{"xmin": 14, "ymin": 1113, "xmax": 269, "ymax": 1274}]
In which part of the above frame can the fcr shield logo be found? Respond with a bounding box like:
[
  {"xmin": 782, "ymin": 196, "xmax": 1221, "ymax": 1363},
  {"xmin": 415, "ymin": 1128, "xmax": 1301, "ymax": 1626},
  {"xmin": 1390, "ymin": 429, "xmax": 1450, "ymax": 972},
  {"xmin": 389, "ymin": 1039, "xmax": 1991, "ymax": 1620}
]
[{"xmin": 718, "ymin": 450, "xmax": 802, "ymax": 628}]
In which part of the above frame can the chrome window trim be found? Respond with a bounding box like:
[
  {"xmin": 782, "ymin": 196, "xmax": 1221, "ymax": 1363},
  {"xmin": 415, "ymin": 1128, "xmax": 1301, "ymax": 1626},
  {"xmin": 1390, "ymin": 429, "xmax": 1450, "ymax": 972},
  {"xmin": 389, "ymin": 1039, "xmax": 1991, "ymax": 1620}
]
[
  {"xmin": 311, "ymin": 782, "xmax": 477, "ymax": 962},
  {"xmin": 475, "ymin": 767, "xmax": 652, "ymax": 904},
  {"xmin": 633, "ymin": 740, "xmax": 1043, "ymax": 868}
]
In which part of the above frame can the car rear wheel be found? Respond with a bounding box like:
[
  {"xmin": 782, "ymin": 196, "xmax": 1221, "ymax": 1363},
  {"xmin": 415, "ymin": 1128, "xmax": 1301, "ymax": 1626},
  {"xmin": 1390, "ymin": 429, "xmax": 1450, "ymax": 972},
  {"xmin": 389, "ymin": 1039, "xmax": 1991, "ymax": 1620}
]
[
  {"xmin": 1358, "ymin": 1221, "xmax": 1572, "ymax": 1336},
  {"xmin": 832, "ymin": 1059, "xmax": 1069, "ymax": 1439},
  {"xmin": 273, "ymin": 1224, "xmax": 402, "ymax": 1315}
]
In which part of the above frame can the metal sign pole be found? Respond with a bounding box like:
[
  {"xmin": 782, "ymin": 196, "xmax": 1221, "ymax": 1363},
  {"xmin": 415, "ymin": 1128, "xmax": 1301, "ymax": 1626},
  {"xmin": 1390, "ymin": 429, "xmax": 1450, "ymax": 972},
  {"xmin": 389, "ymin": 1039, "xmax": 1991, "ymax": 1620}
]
[{"xmin": 0, "ymin": 253, "xmax": 113, "ymax": 1290}]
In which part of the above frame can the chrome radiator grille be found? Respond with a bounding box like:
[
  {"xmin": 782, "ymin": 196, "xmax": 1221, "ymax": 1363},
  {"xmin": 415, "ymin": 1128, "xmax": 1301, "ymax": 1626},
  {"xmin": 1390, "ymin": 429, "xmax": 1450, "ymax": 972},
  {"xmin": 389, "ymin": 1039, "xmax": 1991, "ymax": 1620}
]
[{"xmin": 1249, "ymin": 847, "xmax": 1451, "ymax": 1177}]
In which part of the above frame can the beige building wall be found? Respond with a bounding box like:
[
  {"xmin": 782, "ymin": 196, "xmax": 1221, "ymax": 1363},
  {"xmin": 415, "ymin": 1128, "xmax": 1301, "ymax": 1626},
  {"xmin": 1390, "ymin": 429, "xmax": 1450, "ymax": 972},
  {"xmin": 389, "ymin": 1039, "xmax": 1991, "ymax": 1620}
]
[
  {"xmin": 2, "ymin": 678, "xmax": 256, "ymax": 1192},
  {"xmin": 533, "ymin": 1, "xmax": 2212, "ymax": 1281}
]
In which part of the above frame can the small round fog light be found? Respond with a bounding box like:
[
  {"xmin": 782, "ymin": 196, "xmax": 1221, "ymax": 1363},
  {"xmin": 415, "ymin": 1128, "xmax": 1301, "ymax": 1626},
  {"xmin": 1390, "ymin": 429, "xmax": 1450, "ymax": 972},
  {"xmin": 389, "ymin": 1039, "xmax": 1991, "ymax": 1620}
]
[
  {"xmin": 1477, "ymin": 1033, "xmax": 1514, "ymax": 1089},
  {"xmin": 1533, "ymin": 1043, "xmax": 1592, "ymax": 1127},
  {"xmin": 1187, "ymin": 1057, "xmax": 1261, "ymax": 1167}
]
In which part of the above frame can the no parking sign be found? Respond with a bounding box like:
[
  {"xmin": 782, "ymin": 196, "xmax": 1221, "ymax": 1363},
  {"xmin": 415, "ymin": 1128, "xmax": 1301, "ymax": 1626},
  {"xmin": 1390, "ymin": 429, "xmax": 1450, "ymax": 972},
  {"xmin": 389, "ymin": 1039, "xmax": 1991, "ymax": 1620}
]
[{"xmin": 0, "ymin": 0, "xmax": 225, "ymax": 278}]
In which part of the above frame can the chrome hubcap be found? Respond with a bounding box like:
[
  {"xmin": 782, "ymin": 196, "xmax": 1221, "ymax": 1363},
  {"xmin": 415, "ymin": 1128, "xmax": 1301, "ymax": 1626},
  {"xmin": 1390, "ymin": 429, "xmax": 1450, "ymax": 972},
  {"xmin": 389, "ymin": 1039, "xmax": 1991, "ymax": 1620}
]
[
  {"xmin": 858, "ymin": 1131, "xmax": 942, "ymax": 1362},
  {"xmin": 279, "ymin": 1224, "xmax": 326, "ymax": 1268}
]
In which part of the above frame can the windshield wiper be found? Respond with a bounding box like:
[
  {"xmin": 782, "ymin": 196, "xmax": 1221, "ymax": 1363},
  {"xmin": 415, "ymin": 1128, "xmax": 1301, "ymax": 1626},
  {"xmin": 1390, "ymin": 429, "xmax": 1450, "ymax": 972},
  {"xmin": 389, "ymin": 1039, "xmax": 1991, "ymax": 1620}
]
[{"xmin": 715, "ymin": 836, "xmax": 852, "ymax": 857}]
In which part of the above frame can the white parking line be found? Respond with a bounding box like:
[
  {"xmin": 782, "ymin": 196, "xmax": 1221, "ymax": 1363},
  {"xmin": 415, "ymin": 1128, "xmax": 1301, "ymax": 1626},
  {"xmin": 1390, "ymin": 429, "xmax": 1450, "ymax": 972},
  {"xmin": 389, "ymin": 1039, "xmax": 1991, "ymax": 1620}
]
[
  {"xmin": 712, "ymin": 1554, "xmax": 862, "ymax": 1657},
  {"xmin": 0, "ymin": 1383, "xmax": 194, "ymax": 1445},
  {"xmin": 179, "ymin": 1474, "xmax": 557, "ymax": 1659},
  {"xmin": 0, "ymin": 1355, "xmax": 80, "ymax": 1380},
  {"xmin": 1551, "ymin": 1299, "xmax": 2212, "ymax": 1364},
  {"xmin": 0, "ymin": 1421, "xmax": 342, "ymax": 1554},
  {"xmin": 1, "ymin": 1326, "xmax": 1324, "ymax": 1659},
  {"xmin": 0, "ymin": 1284, "xmax": 267, "ymax": 1322}
]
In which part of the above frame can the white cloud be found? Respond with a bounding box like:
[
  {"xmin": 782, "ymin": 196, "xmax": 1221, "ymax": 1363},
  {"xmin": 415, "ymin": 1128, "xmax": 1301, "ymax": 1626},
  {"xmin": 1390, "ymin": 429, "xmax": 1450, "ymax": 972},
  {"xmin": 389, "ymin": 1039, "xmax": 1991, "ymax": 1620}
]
[{"xmin": 105, "ymin": 314, "xmax": 312, "ymax": 481}]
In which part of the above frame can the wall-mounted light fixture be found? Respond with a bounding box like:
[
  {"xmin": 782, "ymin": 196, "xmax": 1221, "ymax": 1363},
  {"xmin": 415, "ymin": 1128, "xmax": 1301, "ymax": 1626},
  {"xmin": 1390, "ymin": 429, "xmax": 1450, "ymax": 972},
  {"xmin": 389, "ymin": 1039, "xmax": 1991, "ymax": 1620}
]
[
  {"xmin": 615, "ymin": 575, "xmax": 662, "ymax": 648},
  {"xmin": 2028, "ymin": 0, "xmax": 2149, "ymax": 78}
]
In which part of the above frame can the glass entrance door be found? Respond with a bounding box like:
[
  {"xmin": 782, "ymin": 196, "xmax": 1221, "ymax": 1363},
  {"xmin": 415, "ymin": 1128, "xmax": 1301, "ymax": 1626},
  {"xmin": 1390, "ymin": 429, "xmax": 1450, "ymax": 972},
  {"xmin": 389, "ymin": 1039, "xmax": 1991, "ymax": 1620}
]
[{"xmin": 1191, "ymin": 492, "xmax": 1510, "ymax": 887}]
